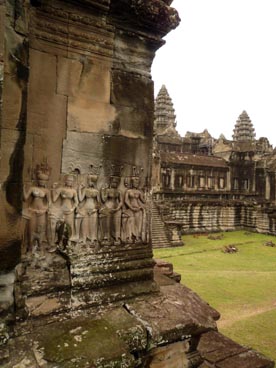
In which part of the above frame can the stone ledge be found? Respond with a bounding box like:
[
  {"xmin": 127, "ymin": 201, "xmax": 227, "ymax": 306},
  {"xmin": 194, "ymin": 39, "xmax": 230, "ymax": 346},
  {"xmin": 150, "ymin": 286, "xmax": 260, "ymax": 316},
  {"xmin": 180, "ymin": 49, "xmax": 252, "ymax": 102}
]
[
  {"xmin": 110, "ymin": 0, "xmax": 180, "ymax": 37},
  {"xmin": 198, "ymin": 330, "xmax": 275, "ymax": 368},
  {"xmin": 125, "ymin": 279, "xmax": 219, "ymax": 346}
]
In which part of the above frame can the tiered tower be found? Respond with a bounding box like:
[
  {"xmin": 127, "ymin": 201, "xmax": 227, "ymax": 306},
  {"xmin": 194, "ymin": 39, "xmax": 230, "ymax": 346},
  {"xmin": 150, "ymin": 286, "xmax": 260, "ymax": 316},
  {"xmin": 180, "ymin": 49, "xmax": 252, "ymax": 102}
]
[
  {"xmin": 232, "ymin": 110, "xmax": 256, "ymax": 141},
  {"xmin": 154, "ymin": 85, "xmax": 176, "ymax": 134}
]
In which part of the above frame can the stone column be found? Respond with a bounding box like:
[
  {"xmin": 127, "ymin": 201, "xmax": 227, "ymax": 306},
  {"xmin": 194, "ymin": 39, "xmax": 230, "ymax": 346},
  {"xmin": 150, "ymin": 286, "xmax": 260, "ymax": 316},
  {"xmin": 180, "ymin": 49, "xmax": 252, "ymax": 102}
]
[
  {"xmin": 171, "ymin": 168, "xmax": 175, "ymax": 190},
  {"xmin": 226, "ymin": 170, "xmax": 231, "ymax": 191},
  {"xmin": 252, "ymin": 162, "xmax": 256, "ymax": 192},
  {"xmin": 265, "ymin": 171, "xmax": 271, "ymax": 200}
]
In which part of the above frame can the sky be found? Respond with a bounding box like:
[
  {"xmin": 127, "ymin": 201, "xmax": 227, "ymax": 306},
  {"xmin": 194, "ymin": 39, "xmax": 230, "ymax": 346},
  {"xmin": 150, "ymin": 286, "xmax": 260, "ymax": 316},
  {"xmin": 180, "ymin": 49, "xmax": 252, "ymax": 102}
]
[{"xmin": 152, "ymin": 0, "xmax": 276, "ymax": 146}]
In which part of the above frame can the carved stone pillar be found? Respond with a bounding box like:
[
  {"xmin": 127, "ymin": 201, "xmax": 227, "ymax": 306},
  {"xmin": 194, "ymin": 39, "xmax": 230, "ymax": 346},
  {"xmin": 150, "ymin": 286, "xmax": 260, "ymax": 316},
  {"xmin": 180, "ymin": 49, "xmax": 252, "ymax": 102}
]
[{"xmin": 1, "ymin": 0, "xmax": 180, "ymax": 319}]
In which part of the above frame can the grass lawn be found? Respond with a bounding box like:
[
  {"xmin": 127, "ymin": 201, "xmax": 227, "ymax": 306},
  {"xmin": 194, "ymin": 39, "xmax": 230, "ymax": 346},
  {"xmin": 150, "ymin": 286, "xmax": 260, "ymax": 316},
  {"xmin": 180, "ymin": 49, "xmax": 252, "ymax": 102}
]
[{"xmin": 154, "ymin": 230, "xmax": 276, "ymax": 362}]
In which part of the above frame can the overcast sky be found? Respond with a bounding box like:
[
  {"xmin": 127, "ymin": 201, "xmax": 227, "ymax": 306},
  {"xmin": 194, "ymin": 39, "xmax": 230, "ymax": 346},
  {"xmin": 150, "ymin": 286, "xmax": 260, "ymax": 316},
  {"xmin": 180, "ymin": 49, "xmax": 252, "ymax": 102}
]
[{"xmin": 152, "ymin": 0, "xmax": 276, "ymax": 146}]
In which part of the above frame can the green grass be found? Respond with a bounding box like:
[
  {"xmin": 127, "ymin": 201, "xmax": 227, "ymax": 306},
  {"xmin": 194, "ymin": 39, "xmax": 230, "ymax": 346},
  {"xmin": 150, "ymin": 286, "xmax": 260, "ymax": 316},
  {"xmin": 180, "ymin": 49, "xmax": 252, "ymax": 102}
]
[{"xmin": 154, "ymin": 231, "xmax": 276, "ymax": 361}]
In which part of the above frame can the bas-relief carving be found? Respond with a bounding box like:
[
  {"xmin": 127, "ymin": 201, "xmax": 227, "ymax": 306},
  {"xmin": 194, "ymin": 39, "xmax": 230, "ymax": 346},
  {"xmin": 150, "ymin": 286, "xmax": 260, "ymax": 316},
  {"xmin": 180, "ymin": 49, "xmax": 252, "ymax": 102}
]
[
  {"xmin": 50, "ymin": 174, "xmax": 79, "ymax": 244},
  {"xmin": 22, "ymin": 163, "xmax": 149, "ymax": 255},
  {"xmin": 99, "ymin": 175, "xmax": 123, "ymax": 245},
  {"xmin": 124, "ymin": 176, "xmax": 147, "ymax": 244},
  {"xmin": 22, "ymin": 160, "xmax": 51, "ymax": 254},
  {"xmin": 77, "ymin": 174, "xmax": 100, "ymax": 243}
]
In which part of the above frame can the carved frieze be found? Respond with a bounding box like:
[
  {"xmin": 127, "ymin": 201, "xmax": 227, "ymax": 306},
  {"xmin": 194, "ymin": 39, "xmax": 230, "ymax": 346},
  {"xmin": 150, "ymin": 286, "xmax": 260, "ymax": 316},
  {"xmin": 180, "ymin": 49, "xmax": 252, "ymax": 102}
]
[
  {"xmin": 22, "ymin": 162, "xmax": 149, "ymax": 254},
  {"xmin": 30, "ymin": 4, "xmax": 114, "ymax": 57}
]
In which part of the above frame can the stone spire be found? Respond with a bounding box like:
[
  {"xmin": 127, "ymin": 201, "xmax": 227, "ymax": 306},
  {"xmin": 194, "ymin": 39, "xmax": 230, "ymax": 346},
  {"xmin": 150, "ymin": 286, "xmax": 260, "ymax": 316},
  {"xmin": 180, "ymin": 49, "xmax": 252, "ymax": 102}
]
[
  {"xmin": 154, "ymin": 85, "xmax": 176, "ymax": 134},
  {"xmin": 232, "ymin": 110, "xmax": 256, "ymax": 141}
]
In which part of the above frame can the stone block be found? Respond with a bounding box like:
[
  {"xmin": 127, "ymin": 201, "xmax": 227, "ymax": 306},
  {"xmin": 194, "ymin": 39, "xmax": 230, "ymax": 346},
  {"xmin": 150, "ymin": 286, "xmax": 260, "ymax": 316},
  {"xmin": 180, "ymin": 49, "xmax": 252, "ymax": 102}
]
[
  {"xmin": 25, "ymin": 295, "xmax": 63, "ymax": 317},
  {"xmin": 2, "ymin": 75, "xmax": 22, "ymax": 130},
  {"xmin": 216, "ymin": 350, "xmax": 274, "ymax": 368},
  {"xmin": 0, "ymin": 129, "xmax": 21, "ymax": 180},
  {"xmin": 28, "ymin": 49, "xmax": 57, "ymax": 95},
  {"xmin": 114, "ymin": 105, "xmax": 154, "ymax": 138},
  {"xmin": 69, "ymin": 57, "xmax": 111, "ymax": 103},
  {"xmin": 126, "ymin": 282, "xmax": 219, "ymax": 346},
  {"xmin": 112, "ymin": 32, "xmax": 154, "ymax": 76},
  {"xmin": 57, "ymin": 56, "xmax": 83, "ymax": 96},
  {"xmin": 30, "ymin": 35, "xmax": 69, "ymax": 58},
  {"xmin": 198, "ymin": 330, "xmax": 248, "ymax": 363},
  {"xmin": 0, "ymin": 5, "xmax": 4, "ymax": 61},
  {"xmin": 27, "ymin": 93, "xmax": 67, "ymax": 180},
  {"xmin": 62, "ymin": 131, "xmax": 151, "ymax": 179},
  {"xmin": 147, "ymin": 341, "xmax": 189, "ymax": 368},
  {"xmin": 0, "ymin": 221, "xmax": 21, "ymax": 272},
  {"xmin": 198, "ymin": 331, "xmax": 275, "ymax": 368},
  {"xmin": 68, "ymin": 98, "xmax": 116, "ymax": 133},
  {"xmin": 22, "ymin": 133, "xmax": 34, "ymax": 181},
  {"xmin": 111, "ymin": 70, "xmax": 154, "ymax": 109},
  {"xmin": 0, "ymin": 271, "xmax": 15, "ymax": 314},
  {"xmin": 34, "ymin": 314, "xmax": 136, "ymax": 367}
]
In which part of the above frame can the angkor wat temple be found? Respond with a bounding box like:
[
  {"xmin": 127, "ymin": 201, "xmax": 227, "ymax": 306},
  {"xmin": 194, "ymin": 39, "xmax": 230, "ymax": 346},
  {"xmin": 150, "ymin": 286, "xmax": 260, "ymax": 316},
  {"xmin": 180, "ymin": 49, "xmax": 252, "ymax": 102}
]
[
  {"xmin": 152, "ymin": 85, "xmax": 276, "ymax": 247},
  {"xmin": 0, "ymin": 1, "xmax": 274, "ymax": 367}
]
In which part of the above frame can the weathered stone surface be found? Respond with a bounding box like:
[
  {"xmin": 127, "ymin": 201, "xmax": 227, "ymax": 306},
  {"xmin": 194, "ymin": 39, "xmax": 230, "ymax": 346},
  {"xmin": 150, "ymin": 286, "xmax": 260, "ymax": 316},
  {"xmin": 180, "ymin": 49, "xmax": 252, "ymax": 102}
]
[
  {"xmin": 62, "ymin": 132, "xmax": 151, "ymax": 177},
  {"xmin": 0, "ymin": 4, "xmax": 4, "ymax": 62},
  {"xmin": 68, "ymin": 99, "xmax": 116, "ymax": 133},
  {"xmin": 0, "ymin": 192, "xmax": 21, "ymax": 272},
  {"xmin": 125, "ymin": 281, "xmax": 219, "ymax": 346},
  {"xmin": 66, "ymin": 57, "xmax": 116, "ymax": 133},
  {"xmin": 26, "ymin": 48, "xmax": 67, "ymax": 181},
  {"xmin": 110, "ymin": 0, "xmax": 180, "ymax": 37},
  {"xmin": 198, "ymin": 331, "xmax": 274, "ymax": 368},
  {"xmin": 154, "ymin": 258, "xmax": 181, "ymax": 283},
  {"xmin": 56, "ymin": 57, "xmax": 83, "ymax": 97},
  {"xmin": 14, "ymin": 252, "xmax": 70, "ymax": 319},
  {"xmin": 111, "ymin": 71, "xmax": 154, "ymax": 110},
  {"xmin": 1, "ymin": 76, "xmax": 22, "ymax": 131},
  {"xmin": 6, "ymin": 308, "xmax": 147, "ymax": 368},
  {"xmin": 0, "ymin": 271, "xmax": 15, "ymax": 314},
  {"xmin": 147, "ymin": 341, "xmax": 190, "ymax": 368}
]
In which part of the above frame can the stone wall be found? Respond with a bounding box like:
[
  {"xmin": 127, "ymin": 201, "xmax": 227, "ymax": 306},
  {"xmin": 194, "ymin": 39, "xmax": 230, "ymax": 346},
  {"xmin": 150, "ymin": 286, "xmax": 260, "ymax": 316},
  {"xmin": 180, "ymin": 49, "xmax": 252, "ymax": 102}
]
[
  {"xmin": 0, "ymin": 0, "xmax": 178, "ymax": 267},
  {"xmin": 156, "ymin": 197, "xmax": 276, "ymax": 235}
]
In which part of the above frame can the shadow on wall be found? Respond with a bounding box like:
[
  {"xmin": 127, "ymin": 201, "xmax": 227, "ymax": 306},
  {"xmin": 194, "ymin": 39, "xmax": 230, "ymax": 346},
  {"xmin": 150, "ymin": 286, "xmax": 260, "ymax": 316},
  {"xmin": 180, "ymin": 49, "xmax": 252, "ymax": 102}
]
[{"xmin": 0, "ymin": 192, "xmax": 21, "ymax": 272}]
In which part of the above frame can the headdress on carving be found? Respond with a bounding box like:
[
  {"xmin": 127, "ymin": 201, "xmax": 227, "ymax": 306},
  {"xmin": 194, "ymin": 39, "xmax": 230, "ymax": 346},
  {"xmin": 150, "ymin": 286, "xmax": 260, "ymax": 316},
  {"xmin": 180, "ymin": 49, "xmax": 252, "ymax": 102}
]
[
  {"xmin": 35, "ymin": 158, "xmax": 51, "ymax": 181},
  {"xmin": 130, "ymin": 166, "xmax": 144, "ymax": 188},
  {"xmin": 87, "ymin": 164, "xmax": 102, "ymax": 183},
  {"xmin": 109, "ymin": 164, "xmax": 124, "ymax": 179},
  {"xmin": 67, "ymin": 163, "xmax": 82, "ymax": 175},
  {"xmin": 64, "ymin": 173, "xmax": 76, "ymax": 182},
  {"xmin": 132, "ymin": 166, "xmax": 143, "ymax": 178},
  {"xmin": 89, "ymin": 164, "xmax": 102, "ymax": 176}
]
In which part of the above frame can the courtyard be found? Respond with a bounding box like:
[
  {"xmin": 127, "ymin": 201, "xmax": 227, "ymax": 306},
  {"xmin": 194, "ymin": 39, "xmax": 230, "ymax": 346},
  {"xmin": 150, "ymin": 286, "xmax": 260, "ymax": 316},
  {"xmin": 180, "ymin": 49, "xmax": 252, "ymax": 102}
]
[{"xmin": 154, "ymin": 230, "xmax": 276, "ymax": 361}]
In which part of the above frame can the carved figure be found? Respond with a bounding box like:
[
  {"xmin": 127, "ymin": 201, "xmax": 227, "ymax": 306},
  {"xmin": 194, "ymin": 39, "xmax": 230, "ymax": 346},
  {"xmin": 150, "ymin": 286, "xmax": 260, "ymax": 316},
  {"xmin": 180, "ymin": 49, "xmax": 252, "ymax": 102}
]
[
  {"xmin": 121, "ymin": 177, "xmax": 132, "ymax": 243},
  {"xmin": 22, "ymin": 161, "xmax": 51, "ymax": 253},
  {"xmin": 50, "ymin": 174, "xmax": 78, "ymax": 243},
  {"xmin": 124, "ymin": 176, "xmax": 146, "ymax": 243},
  {"xmin": 99, "ymin": 176, "xmax": 122, "ymax": 245},
  {"xmin": 76, "ymin": 174, "xmax": 100, "ymax": 243}
]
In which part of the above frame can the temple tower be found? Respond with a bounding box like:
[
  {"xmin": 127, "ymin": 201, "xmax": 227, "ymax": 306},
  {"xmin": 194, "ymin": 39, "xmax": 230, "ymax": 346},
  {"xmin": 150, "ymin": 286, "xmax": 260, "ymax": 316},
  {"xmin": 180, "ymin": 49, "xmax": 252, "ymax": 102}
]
[
  {"xmin": 154, "ymin": 85, "xmax": 176, "ymax": 134},
  {"xmin": 232, "ymin": 110, "xmax": 256, "ymax": 141}
]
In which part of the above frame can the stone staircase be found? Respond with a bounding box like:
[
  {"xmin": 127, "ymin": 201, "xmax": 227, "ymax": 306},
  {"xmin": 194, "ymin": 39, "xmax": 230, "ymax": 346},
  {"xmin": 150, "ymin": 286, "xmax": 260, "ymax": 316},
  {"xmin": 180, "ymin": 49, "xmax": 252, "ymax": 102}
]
[{"xmin": 151, "ymin": 201, "xmax": 171, "ymax": 248}]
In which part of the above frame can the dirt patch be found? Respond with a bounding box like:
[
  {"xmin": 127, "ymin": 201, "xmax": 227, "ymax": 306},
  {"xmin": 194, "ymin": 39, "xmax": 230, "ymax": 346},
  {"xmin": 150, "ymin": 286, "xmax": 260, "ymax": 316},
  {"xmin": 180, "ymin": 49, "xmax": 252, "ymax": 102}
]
[{"xmin": 218, "ymin": 303, "xmax": 276, "ymax": 328}]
